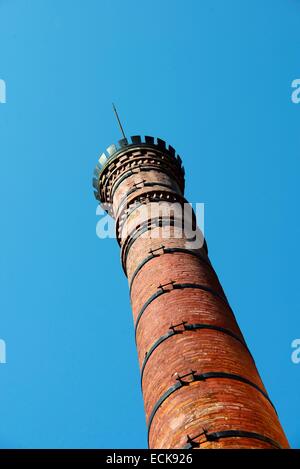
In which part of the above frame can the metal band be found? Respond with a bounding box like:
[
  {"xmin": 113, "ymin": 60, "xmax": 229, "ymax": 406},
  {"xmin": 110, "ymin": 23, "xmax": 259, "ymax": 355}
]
[
  {"xmin": 129, "ymin": 248, "xmax": 211, "ymax": 294},
  {"xmin": 182, "ymin": 430, "xmax": 282, "ymax": 449},
  {"xmin": 166, "ymin": 244, "xmax": 209, "ymax": 257},
  {"xmin": 110, "ymin": 169, "xmax": 135, "ymax": 200},
  {"xmin": 117, "ymin": 181, "xmax": 177, "ymax": 213},
  {"xmin": 129, "ymin": 253, "xmax": 155, "ymax": 293},
  {"xmin": 96, "ymin": 169, "xmax": 135, "ymax": 216},
  {"xmin": 140, "ymin": 324, "xmax": 251, "ymax": 383},
  {"xmin": 134, "ymin": 289, "xmax": 166, "ymax": 338},
  {"xmin": 147, "ymin": 382, "xmax": 182, "ymax": 444},
  {"xmin": 140, "ymin": 330, "xmax": 177, "ymax": 381},
  {"xmin": 147, "ymin": 372, "xmax": 276, "ymax": 444},
  {"xmin": 116, "ymin": 190, "xmax": 192, "ymax": 244},
  {"xmin": 134, "ymin": 283, "xmax": 230, "ymax": 338},
  {"xmin": 118, "ymin": 200, "xmax": 143, "ymax": 226},
  {"xmin": 107, "ymin": 159, "xmax": 185, "ymax": 203},
  {"xmin": 121, "ymin": 217, "xmax": 195, "ymax": 272}
]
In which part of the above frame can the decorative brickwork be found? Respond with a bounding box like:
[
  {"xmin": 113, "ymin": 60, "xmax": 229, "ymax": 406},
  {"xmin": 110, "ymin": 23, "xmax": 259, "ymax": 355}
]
[{"xmin": 93, "ymin": 136, "xmax": 289, "ymax": 449}]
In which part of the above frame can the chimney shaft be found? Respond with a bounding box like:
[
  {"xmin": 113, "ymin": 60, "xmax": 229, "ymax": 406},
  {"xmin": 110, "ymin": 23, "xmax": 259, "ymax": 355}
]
[{"xmin": 93, "ymin": 136, "xmax": 289, "ymax": 449}]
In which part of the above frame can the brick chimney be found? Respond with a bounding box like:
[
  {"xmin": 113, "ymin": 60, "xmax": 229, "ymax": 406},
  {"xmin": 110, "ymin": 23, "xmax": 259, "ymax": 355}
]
[{"xmin": 93, "ymin": 135, "xmax": 289, "ymax": 449}]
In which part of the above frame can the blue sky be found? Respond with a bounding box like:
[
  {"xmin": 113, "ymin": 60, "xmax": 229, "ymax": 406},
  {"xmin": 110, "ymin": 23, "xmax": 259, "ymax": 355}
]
[{"xmin": 0, "ymin": 0, "xmax": 299, "ymax": 448}]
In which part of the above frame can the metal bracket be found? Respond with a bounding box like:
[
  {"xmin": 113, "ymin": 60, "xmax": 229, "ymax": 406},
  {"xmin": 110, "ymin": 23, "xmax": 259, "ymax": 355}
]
[
  {"xmin": 175, "ymin": 370, "xmax": 197, "ymax": 384},
  {"xmin": 169, "ymin": 321, "xmax": 187, "ymax": 332},
  {"xmin": 158, "ymin": 280, "xmax": 175, "ymax": 292},
  {"xmin": 186, "ymin": 429, "xmax": 208, "ymax": 448},
  {"xmin": 183, "ymin": 429, "xmax": 282, "ymax": 449},
  {"xmin": 132, "ymin": 179, "xmax": 146, "ymax": 189},
  {"xmin": 149, "ymin": 245, "xmax": 165, "ymax": 255}
]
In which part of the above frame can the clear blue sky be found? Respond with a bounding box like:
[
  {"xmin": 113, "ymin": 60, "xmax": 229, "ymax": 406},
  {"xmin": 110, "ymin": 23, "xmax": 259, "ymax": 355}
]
[{"xmin": 0, "ymin": 0, "xmax": 299, "ymax": 449}]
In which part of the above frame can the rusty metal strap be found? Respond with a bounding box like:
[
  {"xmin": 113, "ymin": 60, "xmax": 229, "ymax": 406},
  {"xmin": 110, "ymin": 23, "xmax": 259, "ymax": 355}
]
[
  {"xmin": 111, "ymin": 163, "xmax": 184, "ymax": 201},
  {"xmin": 129, "ymin": 253, "xmax": 155, "ymax": 293},
  {"xmin": 129, "ymin": 248, "xmax": 211, "ymax": 294},
  {"xmin": 116, "ymin": 191, "xmax": 192, "ymax": 239},
  {"xmin": 121, "ymin": 217, "xmax": 188, "ymax": 272},
  {"xmin": 140, "ymin": 324, "xmax": 251, "ymax": 383},
  {"xmin": 147, "ymin": 372, "xmax": 276, "ymax": 445},
  {"xmin": 134, "ymin": 283, "xmax": 230, "ymax": 338},
  {"xmin": 182, "ymin": 429, "xmax": 282, "ymax": 449},
  {"xmin": 110, "ymin": 170, "xmax": 135, "ymax": 200},
  {"xmin": 118, "ymin": 181, "xmax": 176, "ymax": 209},
  {"xmin": 116, "ymin": 190, "xmax": 191, "ymax": 240},
  {"xmin": 140, "ymin": 330, "xmax": 176, "ymax": 382}
]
